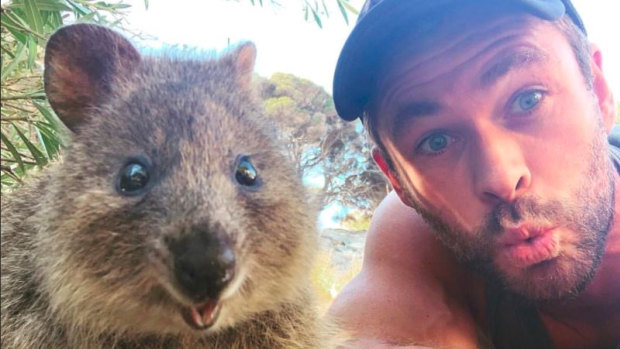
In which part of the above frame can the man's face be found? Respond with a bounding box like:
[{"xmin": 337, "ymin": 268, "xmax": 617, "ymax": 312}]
[{"xmin": 373, "ymin": 8, "xmax": 615, "ymax": 302}]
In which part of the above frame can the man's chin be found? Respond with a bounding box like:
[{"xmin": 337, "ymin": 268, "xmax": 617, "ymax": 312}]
[{"xmin": 492, "ymin": 255, "xmax": 599, "ymax": 304}]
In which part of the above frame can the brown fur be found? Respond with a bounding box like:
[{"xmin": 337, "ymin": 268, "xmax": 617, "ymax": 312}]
[{"xmin": 1, "ymin": 24, "xmax": 340, "ymax": 349}]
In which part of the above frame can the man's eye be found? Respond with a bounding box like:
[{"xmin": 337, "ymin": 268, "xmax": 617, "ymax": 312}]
[
  {"xmin": 510, "ymin": 90, "xmax": 544, "ymax": 114},
  {"xmin": 417, "ymin": 133, "xmax": 454, "ymax": 155}
]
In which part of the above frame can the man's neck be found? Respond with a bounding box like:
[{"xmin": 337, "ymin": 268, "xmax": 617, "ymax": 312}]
[
  {"xmin": 537, "ymin": 173, "xmax": 620, "ymax": 349},
  {"xmin": 541, "ymin": 171, "xmax": 620, "ymax": 314}
]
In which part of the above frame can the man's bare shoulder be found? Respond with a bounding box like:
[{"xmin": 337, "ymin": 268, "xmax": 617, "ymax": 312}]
[
  {"xmin": 363, "ymin": 192, "xmax": 450, "ymax": 272},
  {"xmin": 329, "ymin": 192, "xmax": 481, "ymax": 348}
]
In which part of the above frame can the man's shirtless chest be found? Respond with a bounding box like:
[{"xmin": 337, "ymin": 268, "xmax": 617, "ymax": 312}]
[{"xmin": 465, "ymin": 268, "xmax": 620, "ymax": 349}]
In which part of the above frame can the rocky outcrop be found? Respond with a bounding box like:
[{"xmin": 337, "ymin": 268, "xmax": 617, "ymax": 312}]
[{"xmin": 319, "ymin": 229, "xmax": 366, "ymax": 273}]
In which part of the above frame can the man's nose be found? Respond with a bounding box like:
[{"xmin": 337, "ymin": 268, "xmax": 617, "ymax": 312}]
[{"xmin": 472, "ymin": 127, "xmax": 531, "ymax": 205}]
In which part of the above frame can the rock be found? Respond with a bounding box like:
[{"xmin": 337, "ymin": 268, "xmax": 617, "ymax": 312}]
[{"xmin": 319, "ymin": 228, "xmax": 366, "ymax": 273}]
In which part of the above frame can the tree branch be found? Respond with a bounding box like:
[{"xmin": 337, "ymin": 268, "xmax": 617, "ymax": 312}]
[
  {"xmin": 0, "ymin": 165, "xmax": 24, "ymax": 184},
  {"xmin": 1, "ymin": 94, "xmax": 46, "ymax": 101}
]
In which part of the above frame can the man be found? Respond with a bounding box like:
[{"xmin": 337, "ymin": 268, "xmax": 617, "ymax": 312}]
[{"xmin": 329, "ymin": 0, "xmax": 619, "ymax": 348}]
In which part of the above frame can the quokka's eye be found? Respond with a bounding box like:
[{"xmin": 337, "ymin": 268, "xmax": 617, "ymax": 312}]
[
  {"xmin": 118, "ymin": 160, "xmax": 150, "ymax": 195},
  {"xmin": 235, "ymin": 156, "xmax": 259, "ymax": 187}
]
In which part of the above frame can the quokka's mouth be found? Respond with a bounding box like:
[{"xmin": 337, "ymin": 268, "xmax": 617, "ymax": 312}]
[
  {"xmin": 160, "ymin": 266, "xmax": 247, "ymax": 331},
  {"xmin": 180, "ymin": 300, "xmax": 221, "ymax": 330}
]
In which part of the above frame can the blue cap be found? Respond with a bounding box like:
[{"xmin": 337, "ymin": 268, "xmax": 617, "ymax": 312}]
[{"xmin": 333, "ymin": 0, "xmax": 586, "ymax": 121}]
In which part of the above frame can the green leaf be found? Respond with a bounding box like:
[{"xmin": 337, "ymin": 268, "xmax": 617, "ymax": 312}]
[
  {"xmin": 1, "ymin": 174, "xmax": 17, "ymax": 187},
  {"xmin": 310, "ymin": 6, "xmax": 322, "ymax": 28},
  {"xmin": 1, "ymin": 13, "xmax": 31, "ymax": 45},
  {"xmin": 10, "ymin": 1, "xmax": 72, "ymax": 13},
  {"xmin": 1, "ymin": 130, "xmax": 26, "ymax": 173},
  {"xmin": 1, "ymin": 169, "xmax": 24, "ymax": 187},
  {"xmin": 1, "ymin": 46, "xmax": 16, "ymax": 60},
  {"xmin": 23, "ymin": 0, "xmax": 45, "ymax": 40},
  {"xmin": 19, "ymin": 90, "xmax": 47, "ymax": 100},
  {"xmin": 27, "ymin": 37, "xmax": 38, "ymax": 67},
  {"xmin": 144, "ymin": 0, "xmax": 149, "ymax": 10},
  {"xmin": 34, "ymin": 123, "xmax": 62, "ymax": 159},
  {"xmin": 336, "ymin": 0, "xmax": 349, "ymax": 25},
  {"xmin": 35, "ymin": 126, "xmax": 50, "ymax": 158},
  {"xmin": 41, "ymin": 1, "xmax": 73, "ymax": 12},
  {"xmin": 33, "ymin": 100, "xmax": 66, "ymax": 133},
  {"xmin": 77, "ymin": 11, "xmax": 97, "ymax": 22},
  {"xmin": 34, "ymin": 120, "xmax": 60, "ymax": 138},
  {"xmin": 94, "ymin": 1, "xmax": 110, "ymax": 8},
  {"xmin": 5, "ymin": 28, "xmax": 29, "ymax": 47},
  {"xmin": 34, "ymin": 121, "xmax": 63, "ymax": 157},
  {"xmin": 11, "ymin": 123, "xmax": 48, "ymax": 168},
  {"xmin": 1, "ymin": 41, "xmax": 28, "ymax": 82},
  {"xmin": 46, "ymin": 10, "xmax": 64, "ymax": 29},
  {"xmin": 3, "ymin": 9, "xmax": 31, "ymax": 27},
  {"xmin": 110, "ymin": 3, "xmax": 132, "ymax": 9},
  {"xmin": 66, "ymin": 0, "xmax": 90, "ymax": 16},
  {"xmin": 41, "ymin": 9, "xmax": 51, "ymax": 27},
  {"xmin": 341, "ymin": 0, "xmax": 359, "ymax": 15}
]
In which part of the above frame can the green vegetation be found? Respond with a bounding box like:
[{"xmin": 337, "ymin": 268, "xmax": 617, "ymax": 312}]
[
  {"xmin": 311, "ymin": 250, "xmax": 362, "ymax": 314},
  {"xmin": 245, "ymin": 0, "xmax": 358, "ymax": 28},
  {"xmin": 259, "ymin": 73, "xmax": 390, "ymax": 214},
  {"xmin": 341, "ymin": 210, "xmax": 373, "ymax": 231},
  {"xmin": 1, "ymin": 0, "xmax": 146, "ymax": 189}
]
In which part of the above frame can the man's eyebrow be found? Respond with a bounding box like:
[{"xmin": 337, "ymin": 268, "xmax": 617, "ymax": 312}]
[
  {"xmin": 391, "ymin": 101, "xmax": 441, "ymax": 140},
  {"xmin": 480, "ymin": 48, "xmax": 549, "ymax": 87}
]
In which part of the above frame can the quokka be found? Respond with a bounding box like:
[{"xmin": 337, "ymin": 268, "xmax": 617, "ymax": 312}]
[{"xmin": 1, "ymin": 23, "xmax": 340, "ymax": 349}]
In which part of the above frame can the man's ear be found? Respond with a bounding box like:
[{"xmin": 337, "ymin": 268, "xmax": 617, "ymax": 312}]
[
  {"xmin": 589, "ymin": 44, "xmax": 616, "ymax": 132},
  {"xmin": 372, "ymin": 147, "xmax": 414, "ymax": 208}
]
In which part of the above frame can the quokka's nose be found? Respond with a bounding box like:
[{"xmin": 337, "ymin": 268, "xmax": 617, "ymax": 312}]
[{"xmin": 167, "ymin": 232, "xmax": 236, "ymax": 303}]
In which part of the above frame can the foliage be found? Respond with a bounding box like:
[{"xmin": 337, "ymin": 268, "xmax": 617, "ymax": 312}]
[
  {"xmin": 243, "ymin": 0, "xmax": 358, "ymax": 28},
  {"xmin": 311, "ymin": 249, "xmax": 362, "ymax": 314},
  {"xmin": 340, "ymin": 210, "xmax": 372, "ymax": 231},
  {"xmin": 259, "ymin": 73, "xmax": 390, "ymax": 214},
  {"xmin": 0, "ymin": 0, "xmax": 143, "ymax": 191},
  {"xmin": 259, "ymin": 73, "xmax": 330, "ymax": 172}
]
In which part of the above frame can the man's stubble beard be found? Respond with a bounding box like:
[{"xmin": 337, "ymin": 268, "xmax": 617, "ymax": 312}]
[{"xmin": 395, "ymin": 122, "xmax": 615, "ymax": 304}]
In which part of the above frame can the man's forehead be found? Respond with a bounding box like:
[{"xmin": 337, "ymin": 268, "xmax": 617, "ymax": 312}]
[
  {"xmin": 480, "ymin": 47, "xmax": 549, "ymax": 88},
  {"xmin": 384, "ymin": 47, "xmax": 552, "ymax": 142},
  {"xmin": 381, "ymin": 6, "xmax": 538, "ymax": 65},
  {"xmin": 374, "ymin": 10, "xmax": 556, "ymax": 97},
  {"xmin": 373, "ymin": 23, "xmax": 566, "ymax": 138}
]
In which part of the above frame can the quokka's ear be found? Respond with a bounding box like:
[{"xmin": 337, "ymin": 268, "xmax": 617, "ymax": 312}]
[
  {"xmin": 231, "ymin": 42, "xmax": 256, "ymax": 91},
  {"xmin": 44, "ymin": 23, "xmax": 141, "ymax": 132}
]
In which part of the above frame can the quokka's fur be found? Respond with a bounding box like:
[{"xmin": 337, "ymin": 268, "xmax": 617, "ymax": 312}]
[{"xmin": 1, "ymin": 23, "xmax": 341, "ymax": 349}]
